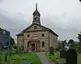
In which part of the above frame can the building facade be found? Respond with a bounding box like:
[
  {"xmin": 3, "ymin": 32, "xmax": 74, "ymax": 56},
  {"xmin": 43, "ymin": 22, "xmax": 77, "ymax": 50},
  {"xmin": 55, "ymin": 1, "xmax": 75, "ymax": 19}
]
[{"xmin": 17, "ymin": 4, "xmax": 59, "ymax": 52}]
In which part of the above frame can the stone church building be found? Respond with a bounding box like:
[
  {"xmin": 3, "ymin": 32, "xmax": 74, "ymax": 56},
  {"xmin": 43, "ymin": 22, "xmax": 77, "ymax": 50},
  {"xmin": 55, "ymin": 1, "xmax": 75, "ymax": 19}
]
[{"xmin": 17, "ymin": 4, "xmax": 59, "ymax": 52}]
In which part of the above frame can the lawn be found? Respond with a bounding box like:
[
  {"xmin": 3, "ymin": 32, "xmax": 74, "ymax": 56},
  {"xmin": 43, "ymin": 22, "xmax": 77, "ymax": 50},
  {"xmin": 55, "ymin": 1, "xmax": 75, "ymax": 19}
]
[
  {"xmin": 45, "ymin": 52, "xmax": 81, "ymax": 64},
  {"xmin": 78, "ymin": 53, "xmax": 81, "ymax": 64},
  {"xmin": 0, "ymin": 52, "xmax": 41, "ymax": 64}
]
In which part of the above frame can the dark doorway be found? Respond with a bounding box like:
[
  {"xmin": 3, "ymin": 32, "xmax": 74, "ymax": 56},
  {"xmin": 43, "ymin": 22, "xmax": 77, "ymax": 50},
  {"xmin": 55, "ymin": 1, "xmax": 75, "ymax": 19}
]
[{"xmin": 31, "ymin": 44, "xmax": 35, "ymax": 51}]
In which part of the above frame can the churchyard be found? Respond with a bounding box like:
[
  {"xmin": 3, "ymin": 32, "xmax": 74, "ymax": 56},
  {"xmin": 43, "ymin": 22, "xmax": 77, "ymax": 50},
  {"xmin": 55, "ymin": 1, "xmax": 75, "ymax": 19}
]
[
  {"xmin": 45, "ymin": 50, "xmax": 81, "ymax": 64},
  {"xmin": 0, "ymin": 28, "xmax": 81, "ymax": 64},
  {"xmin": 0, "ymin": 51, "xmax": 41, "ymax": 64}
]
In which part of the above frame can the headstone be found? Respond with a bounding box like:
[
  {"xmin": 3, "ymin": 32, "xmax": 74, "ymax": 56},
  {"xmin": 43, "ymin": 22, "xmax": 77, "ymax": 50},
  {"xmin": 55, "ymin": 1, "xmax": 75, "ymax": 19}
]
[
  {"xmin": 60, "ymin": 49, "xmax": 66, "ymax": 58},
  {"xmin": 66, "ymin": 49, "xmax": 77, "ymax": 64},
  {"xmin": 49, "ymin": 46, "xmax": 54, "ymax": 55}
]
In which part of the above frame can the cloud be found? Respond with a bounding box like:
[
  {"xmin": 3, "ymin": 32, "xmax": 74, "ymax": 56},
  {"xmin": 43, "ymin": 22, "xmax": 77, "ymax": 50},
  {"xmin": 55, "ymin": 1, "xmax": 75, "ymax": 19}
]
[
  {"xmin": 41, "ymin": 14, "xmax": 80, "ymax": 41},
  {"xmin": 0, "ymin": 10, "xmax": 30, "ymax": 43},
  {"xmin": 0, "ymin": 0, "xmax": 81, "ymax": 42},
  {"xmin": 0, "ymin": 10, "xmax": 80, "ymax": 42}
]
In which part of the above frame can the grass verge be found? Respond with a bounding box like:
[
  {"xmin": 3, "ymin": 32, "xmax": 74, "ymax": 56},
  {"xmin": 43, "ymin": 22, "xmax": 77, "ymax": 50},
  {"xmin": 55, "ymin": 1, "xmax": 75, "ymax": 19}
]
[{"xmin": 0, "ymin": 52, "xmax": 41, "ymax": 64}]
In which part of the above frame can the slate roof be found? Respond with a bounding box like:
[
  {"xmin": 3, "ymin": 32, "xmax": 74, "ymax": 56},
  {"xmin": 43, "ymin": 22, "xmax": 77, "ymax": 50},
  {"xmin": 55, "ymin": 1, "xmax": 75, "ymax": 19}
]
[{"xmin": 17, "ymin": 23, "xmax": 58, "ymax": 37}]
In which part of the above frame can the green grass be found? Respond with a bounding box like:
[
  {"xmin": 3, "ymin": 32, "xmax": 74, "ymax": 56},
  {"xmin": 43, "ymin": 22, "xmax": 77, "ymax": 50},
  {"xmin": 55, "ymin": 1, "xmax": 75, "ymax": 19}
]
[
  {"xmin": 78, "ymin": 53, "xmax": 81, "ymax": 64},
  {"xmin": 45, "ymin": 52, "xmax": 63, "ymax": 64},
  {"xmin": 0, "ymin": 52, "xmax": 41, "ymax": 64},
  {"xmin": 45, "ymin": 52, "xmax": 81, "ymax": 64}
]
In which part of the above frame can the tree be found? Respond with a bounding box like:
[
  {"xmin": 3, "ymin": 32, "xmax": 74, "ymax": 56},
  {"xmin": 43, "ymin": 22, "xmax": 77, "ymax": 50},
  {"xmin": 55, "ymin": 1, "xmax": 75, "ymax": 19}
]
[
  {"xmin": 68, "ymin": 39, "xmax": 75, "ymax": 49},
  {"xmin": 68, "ymin": 39, "xmax": 75, "ymax": 45},
  {"xmin": 10, "ymin": 37, "xmax": 15, "ymax": 46},
  {"xmin": 60, "ymin": 40, "xmax": 67, "ymax": 50},
  {"xmin": 10, "ymin": 36, "xmax": 16, "ymax": 50},
  {"xmin": 77, "ymin": 33, "xmax": 81, "ymax": 53},
  {"xmin": 78, "ymin": 33, "xmax": 81, "ymax": 45}
]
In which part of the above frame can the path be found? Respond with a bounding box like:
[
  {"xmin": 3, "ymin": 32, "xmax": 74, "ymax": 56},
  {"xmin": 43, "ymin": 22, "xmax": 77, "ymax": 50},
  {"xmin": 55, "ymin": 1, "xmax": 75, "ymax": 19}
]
[{"xmin": 37, "ymin": 52, "xmax": 55, "ymax": 64}]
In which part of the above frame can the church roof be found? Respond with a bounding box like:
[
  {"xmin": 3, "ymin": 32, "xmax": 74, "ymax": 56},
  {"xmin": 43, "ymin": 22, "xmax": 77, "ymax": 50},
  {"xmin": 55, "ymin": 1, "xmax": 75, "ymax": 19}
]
[{"xmin": 17, "ymin": 23, "xmax": 58, "ymax": 37}]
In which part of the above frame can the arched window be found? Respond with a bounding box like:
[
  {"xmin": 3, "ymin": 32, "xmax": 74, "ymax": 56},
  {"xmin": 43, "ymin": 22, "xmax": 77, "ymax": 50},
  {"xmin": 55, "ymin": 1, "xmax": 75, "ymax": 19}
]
[
  {"xmin": 27, "ymin": 42, "xmax": 29, "ymax": 47},
  {"xmin": 42, "ymin": 41, "xmax": 45, "ymax": 47}
]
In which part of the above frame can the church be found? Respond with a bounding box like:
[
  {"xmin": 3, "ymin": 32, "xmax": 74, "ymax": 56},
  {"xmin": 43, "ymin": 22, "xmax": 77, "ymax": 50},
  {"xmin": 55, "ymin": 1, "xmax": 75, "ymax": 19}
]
[{"xmin": 17, "ymin": 4, "xmax": 59, "ymax": 52}]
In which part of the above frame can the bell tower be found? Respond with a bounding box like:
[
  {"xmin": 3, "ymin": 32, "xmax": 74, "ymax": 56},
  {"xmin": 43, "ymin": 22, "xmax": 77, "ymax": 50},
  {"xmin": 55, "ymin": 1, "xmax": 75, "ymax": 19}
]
[{"xmin": 32, "ymin": 3, "xmax": 41, "ymax": 25}]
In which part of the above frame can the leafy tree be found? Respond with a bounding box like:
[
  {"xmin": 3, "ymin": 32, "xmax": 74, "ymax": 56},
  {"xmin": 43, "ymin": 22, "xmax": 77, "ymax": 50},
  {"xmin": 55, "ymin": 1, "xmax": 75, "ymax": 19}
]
[
  {"xmin": 68, "ymin": 39, "xmax": 75, "ymax": 49},
  {"xmin": 63, "ymin": 40, "xmax": 67, "ymax": 46},
  {"xmin": 78, "ymin": 33, "xmax": 81, "ymax": 45},
  {"xmin": 60, "ymin": 40, "xmax": 67, "ymax": 50},
  {"xmin": 10, "ymin": 37, "xmax": 15, "ymax": 46},
  {"xmin": 68, "ymin": 39, "xmax": 75, "ymax": 45},
  {"xmin": 77, "ymin": 33, "xmax": 81, "ymax": 53},
  {"xmin": 13, "ymin": 44, "xmax": 17, "ymax": 49}
]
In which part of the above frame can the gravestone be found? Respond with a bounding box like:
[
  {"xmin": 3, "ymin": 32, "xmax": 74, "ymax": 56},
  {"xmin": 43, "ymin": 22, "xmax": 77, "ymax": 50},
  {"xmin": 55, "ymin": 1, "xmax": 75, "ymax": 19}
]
[
  {"xmin": 60, "ymin": 49, "xmax": 66, "ymax": 58},
  {"xmin": 66, "ymin": 49, "xmax": 77, "ymax": 64},
  {"xmin": 49, "ymin": 46, "xmax": 54, "ymax": 55}
]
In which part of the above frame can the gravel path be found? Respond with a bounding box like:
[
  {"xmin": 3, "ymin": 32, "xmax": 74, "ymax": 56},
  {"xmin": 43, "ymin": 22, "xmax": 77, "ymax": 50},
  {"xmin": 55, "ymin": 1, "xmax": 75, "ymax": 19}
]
[{"xmin": 37, "ymin": 52, "xmax": 55, "ymax": 64}]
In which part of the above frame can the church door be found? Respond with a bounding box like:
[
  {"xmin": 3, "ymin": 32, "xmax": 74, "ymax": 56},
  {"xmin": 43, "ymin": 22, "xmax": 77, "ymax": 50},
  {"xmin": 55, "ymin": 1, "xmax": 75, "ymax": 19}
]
[{"xmin": 31, "ymin": 44, "xmax": 35, "ymax": 51}]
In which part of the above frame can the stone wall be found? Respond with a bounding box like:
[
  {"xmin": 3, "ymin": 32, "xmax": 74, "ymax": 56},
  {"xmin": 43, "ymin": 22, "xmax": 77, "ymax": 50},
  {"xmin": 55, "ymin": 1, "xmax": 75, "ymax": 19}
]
[
  {"xmin": 24, "ymin": 31, "xmax": 49, "ymax": 51},
  {"xmin": 17, "ymin": 36, "xmax": 24, "ymax": 51},
  {"xmin": 49, "ymin": 32, "xmax": 58, "ymax": 48},
  {"xmin": 17, "ymin": 30, "xmax": 58, "ymax": 52}
]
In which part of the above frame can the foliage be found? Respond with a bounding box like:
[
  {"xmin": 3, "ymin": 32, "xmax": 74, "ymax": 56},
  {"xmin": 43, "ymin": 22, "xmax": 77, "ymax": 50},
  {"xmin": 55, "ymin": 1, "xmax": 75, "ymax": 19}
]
[
  {"xmin": 77, "ymin": 33, "xmax": 81, "ymax": 53},
  {"xmin": 78, "ymin": 33, "xmax": 81, "ymax": 43},
  {"xmin": 13, "ymin": 45, "xmax": 17, "ymax": 49},
  {"xmin": 10, "ymin": 37, "xmax": 15, "ymax": 46},
  {"xmin": 68, "ymin": 39, "xmax": 77, "ymax": 50},
  {"xmin": 60, "ymin": 40, "xmax": 67, "ymax": 50},
  {"xmin": 68, "ymin": 39, "xmax": 75, "ymax": 45}
]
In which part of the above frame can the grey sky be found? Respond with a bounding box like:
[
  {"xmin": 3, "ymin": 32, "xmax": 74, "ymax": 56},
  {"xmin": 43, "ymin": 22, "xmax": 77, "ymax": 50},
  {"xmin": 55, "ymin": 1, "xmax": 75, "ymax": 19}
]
[{"xmin": 0, "ymin": 0, "xmax": 81, "ymax": 42}]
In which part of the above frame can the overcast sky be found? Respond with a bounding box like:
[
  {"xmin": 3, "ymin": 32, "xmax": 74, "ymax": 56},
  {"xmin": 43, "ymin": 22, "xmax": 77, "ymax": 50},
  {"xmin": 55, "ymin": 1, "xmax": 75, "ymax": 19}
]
[{"xmin": 0, "ymin": 0, "xmax": 81, "ymax": 42}]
